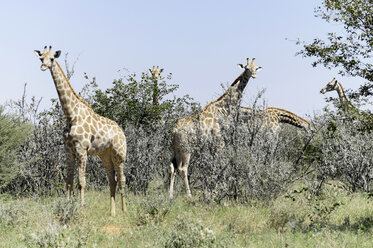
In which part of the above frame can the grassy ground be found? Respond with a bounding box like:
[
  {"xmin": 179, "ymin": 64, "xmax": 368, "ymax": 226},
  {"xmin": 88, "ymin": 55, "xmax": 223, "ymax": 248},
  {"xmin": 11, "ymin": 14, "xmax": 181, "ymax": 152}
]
[{"xmin": 1, "ymin": 184, "xmax": 373, "ymax": 247}]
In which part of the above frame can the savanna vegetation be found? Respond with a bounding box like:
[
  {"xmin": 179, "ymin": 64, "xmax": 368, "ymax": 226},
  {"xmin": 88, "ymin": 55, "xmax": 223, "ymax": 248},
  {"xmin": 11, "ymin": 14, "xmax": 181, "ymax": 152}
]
[{"xmin": 1, "ymin": 0, "xmax": 372, "ymax": 247}]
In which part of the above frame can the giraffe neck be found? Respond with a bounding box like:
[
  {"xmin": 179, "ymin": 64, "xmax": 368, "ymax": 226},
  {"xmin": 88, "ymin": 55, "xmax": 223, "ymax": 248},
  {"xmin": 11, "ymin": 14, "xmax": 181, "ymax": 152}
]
[
  {"xmin": 335, "ymin": 82, "xmax": 355, "ymax": 110},
  {"xmin": 152, "ymin": 76, "xmax": 159, "ymax": 106},
  {"xmin": 335, "ymin": 82, "xmax": 349, "ymax": 104},
  {"xmin": 228, "ymin": 70, "xmax": 251, "ymax": 104},
  {"xmin": 205, "ymin": 71, "xmax": 251, "ymax": 116},
  {"xmin": 50, "ymin": 62, "xmax": 90, "ymax": 123}
]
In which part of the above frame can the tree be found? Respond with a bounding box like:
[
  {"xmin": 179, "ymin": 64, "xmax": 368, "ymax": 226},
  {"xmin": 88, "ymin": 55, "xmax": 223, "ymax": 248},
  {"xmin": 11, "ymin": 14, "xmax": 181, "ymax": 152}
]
[
  {"xmin": 0, "ymin": 107, "xmax": 32, "ymax": 189},
  {"xmin": 297, "ymin": 0, "xmax": 373, "ymax": 98},
  {"xmin": 86, "ymin": 69, "xmax": 200, "ymax": 128}
]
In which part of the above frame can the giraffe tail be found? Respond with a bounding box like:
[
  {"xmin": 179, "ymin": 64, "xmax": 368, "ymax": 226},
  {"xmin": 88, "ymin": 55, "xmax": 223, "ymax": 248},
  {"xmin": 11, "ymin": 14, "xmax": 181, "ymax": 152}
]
[{"xmin": 265, "ymin": 107, "xmax": 311, "ymax": 130}]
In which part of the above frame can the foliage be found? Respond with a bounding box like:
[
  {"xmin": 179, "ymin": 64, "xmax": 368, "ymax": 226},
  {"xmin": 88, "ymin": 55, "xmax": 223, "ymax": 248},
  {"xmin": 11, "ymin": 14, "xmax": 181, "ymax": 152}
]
[
  {"xmin": 0, "ymin": 198, "xmax": 24, "ymax": 227},
  {"xmin": 0, "ymin": 106, "xmax": 32, "ymax": 190},
  {"xmin": 180, "ymin": 95, "xmax": 315, "ymax": 203},
  {"xmin": 3, "ymin": 96, "xmax": 67, "ymax": 195},
  {"xmin": 314, "ymin": 113, "xmax": 373, "ymax": 192},
  {"xmin": 282, "ymin": 185, "xmax": 343, "ymax": 231},
  {"xmin": 87, "ymin": 69, "xmax": 200, "ymax": 128},
  {"xmin": 53, "ymin": 197, "xmax": 82, "ymax": 226},
  {"xmin": 297, "ymin": 0, "xmax": 373, "ymax": 98},
  {"xmin": 132, "ymin": 182, "xmax": 173, "ymax": 226},
  {"xmin": 164, "ymin": 217, "xmax": 217, "ymax": 248}
]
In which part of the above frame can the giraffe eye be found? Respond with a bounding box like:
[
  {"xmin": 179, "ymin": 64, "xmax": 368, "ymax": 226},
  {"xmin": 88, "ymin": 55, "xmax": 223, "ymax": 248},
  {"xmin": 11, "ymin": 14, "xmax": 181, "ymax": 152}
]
[{"xmin": 51, "ymin": 58, "xmax": 55, "ymax": 62}]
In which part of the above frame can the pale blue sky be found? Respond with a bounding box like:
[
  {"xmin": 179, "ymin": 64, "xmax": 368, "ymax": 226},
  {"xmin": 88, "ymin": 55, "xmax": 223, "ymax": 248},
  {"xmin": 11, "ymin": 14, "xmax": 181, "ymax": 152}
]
[{"xmin": 0, "ymin": 0, "xmax": 363, "ymax": 117}]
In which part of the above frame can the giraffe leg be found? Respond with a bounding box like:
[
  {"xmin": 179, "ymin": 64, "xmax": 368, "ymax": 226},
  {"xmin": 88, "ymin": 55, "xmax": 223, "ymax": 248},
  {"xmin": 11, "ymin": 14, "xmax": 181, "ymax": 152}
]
[
  {"xmin": 112, "ymin": 150, "xmax": 126, "ymax": 212},
  {"xmin": 107, "ymin": 166, "xmax": 117, "ymax": 217},
  {"xmin": 114, "ymin": 162, "xmax": 126, "ymax": 212},
  {"xmin": 75, "ymin": 147, "xmax": 87, "ymax": 206},
  {"xmin": 100, "ymin": 153, "xmax": 117, "ymax": 216},
  {"xmin": 169, "ymin": 157, "xmax": 177, "ymax": 199},
  {"xmin": 179, "ymin": 153, "xmax": 192, "ymax": 197},
  {"xmin": 64, "ymin": 140, "xmax": 76, "ymax": 200}
]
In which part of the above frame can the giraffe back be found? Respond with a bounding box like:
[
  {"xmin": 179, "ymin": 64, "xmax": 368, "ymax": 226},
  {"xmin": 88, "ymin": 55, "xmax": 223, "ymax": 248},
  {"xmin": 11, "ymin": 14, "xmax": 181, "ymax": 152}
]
[{"xmin": 264, "ymin": 107, "xmax": 310, "ymax": 129}]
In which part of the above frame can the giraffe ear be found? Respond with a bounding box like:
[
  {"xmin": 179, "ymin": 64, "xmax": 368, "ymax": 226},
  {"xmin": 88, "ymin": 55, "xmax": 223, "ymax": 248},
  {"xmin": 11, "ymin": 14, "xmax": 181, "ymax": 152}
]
[
  {"xmin": 238, "ymin": 64, "xmax": 244, "ymax": 69},
  {"xmin": 160, "ymin": 69, "xmax": 164, "ymax": 73},
  {"xmin": 256, "ymin": 66, "xmax": 263, "ymax": 72},
  {"xmin": 34, "ymin": 50, "xmax": 42, "ymax": 58},
  {"xmin": 149, "ymin": 69, "xmax": 152, "ymax": 74},
  {"xmin": 54, "ymin": 50, "xmax": 61, "ymax": 58}
]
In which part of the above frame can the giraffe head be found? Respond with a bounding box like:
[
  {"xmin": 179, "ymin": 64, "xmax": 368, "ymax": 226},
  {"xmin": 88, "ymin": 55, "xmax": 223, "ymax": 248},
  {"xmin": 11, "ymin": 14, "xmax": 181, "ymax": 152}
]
[
  {"xmin": 34, "ymin": 46, "xmax": 61, "ymax": 71},
  {"xmin": 238, "ymin": 58, "xmax": 262, "ymax": 79},
  {"xmin": 149, "ymin": 66, "xmax": 164, "ymax": 80},
  {"xmin": 320, "ymin": 78, "xmax": 339, "ymax": 94}
]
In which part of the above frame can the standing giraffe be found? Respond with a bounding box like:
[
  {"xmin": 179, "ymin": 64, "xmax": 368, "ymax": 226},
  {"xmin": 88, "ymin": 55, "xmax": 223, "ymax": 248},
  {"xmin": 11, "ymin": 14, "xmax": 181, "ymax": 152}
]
[
  {"xmin": 35, "ymin": 46, "xmax": 127, "ymax": 216},
  {"xmin": 240, "ymin": 106, "xmax": 311, "ymax": 132},
  {"xmin": 149, "ymin": 66, "xmax": 164, "ymax": 106},
  {"xmin": 320, "ymin": 78, "xmax": 356, "ymax": 111},
  {"xmin": 320, "ymin": 78, "xmax": 373, "ymax": 131},
  {"xmin": 169, "ymin": 58, "xmax": 262, "ymax": 199}
]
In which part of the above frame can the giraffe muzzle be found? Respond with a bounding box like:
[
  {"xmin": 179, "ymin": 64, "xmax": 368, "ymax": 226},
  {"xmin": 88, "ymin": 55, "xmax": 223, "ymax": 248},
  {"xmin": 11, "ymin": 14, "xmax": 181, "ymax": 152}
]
[{"xmin": 41, "ymin": 64, "xmax": 48, "ymax": 71}]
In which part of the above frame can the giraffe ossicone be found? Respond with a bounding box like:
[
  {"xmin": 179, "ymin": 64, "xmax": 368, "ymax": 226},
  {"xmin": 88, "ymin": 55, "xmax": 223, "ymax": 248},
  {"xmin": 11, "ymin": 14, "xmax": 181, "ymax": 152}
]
[{"xmin": 35, "ymin": 46, "xmax": 127, "ymax": 216}]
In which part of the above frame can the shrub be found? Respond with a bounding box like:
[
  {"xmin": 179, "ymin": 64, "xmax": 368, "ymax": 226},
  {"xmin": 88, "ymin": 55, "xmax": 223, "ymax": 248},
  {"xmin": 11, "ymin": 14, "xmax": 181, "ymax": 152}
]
[
  {"xmin": 25, "ymin": 222, "xmax": 63, "ymax": 248},
  {"xmin": 312, "ymin": 112, "xmax": 373, "ymax": 192},
  {"xmin": 164, "ymin": 217, "xmax": 217, "ymax": 248},
  {"xmin": 132, "ymin": 184, "xmax": 172, "ymax": 226},
  {"xmin": 0, "ymin": 200, "xmax": 24, "ymax": 227},
  {"xmin": 183, "ymin": 95, "xmax": 315, "ymax": 203},
  {"xmin": 4, "ymin": 98, "xmax": 67, "ymax": 195},
  {"xmin": 53, "ymin": 197, "xmax": 82, "ymax": 226},
  {"xmin": 0, "ymin": 106, "xmax": 32, "ymax": 190},
  {"xmin": 88, "ymin": 69, "xmax": 200, "ymax": 128}
]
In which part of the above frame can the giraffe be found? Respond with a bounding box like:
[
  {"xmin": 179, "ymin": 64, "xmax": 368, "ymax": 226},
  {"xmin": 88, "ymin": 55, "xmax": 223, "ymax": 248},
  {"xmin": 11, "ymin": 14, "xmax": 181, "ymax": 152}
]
[
  {"xmin": 239, "ymin": 106, "xmax": 311, "ymax": 132},
  {"xmin": 169, "ymin": 58, "xmax": 262, "ymax": 199},
  {"xmin": 149, "ymin": 66, "xmax": 164, "ymax": 106},
  {"xmin": 320, "ymin": 78, "xmax": 356, "ymax": 112},
  {"xmin": 34, "ymin": 46, "xmax": 127, "ymax": 216},
  {"xmin": 320, "ymin": 77, "xmax": 373, "ymax": 131}
]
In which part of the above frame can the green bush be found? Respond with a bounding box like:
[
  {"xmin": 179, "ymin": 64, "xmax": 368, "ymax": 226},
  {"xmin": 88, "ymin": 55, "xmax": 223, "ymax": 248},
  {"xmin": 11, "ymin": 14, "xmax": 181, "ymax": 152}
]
[
  {"xmin": 0, "ymin": 107, "xmax": 32, "ymax": 190},
  {"xmin": 88, "ymin": 69, "xmax": 200, "ymax": 128}
]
